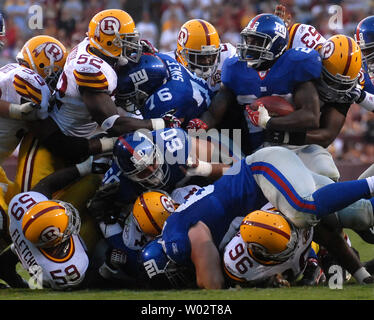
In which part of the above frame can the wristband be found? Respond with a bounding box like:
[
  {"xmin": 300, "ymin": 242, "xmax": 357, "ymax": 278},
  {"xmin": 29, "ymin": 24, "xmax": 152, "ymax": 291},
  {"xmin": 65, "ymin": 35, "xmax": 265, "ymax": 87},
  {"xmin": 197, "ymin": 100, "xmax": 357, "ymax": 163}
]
[
  {"xmin": 9, "ymin": 103, "xmax": 22, "ymax": 120},
  {"xmin": 101, "ymin": 115, "xmax": 120, "ymax": 131},
  {"xmin": 151, "ymin": 118, "xmax": 165, "ymax": 130},
  {"xmin": 99, "ymin": 137, "xmax": 117, "ymax": 153},
  {"xmin": 186, "ymin": 160, "xmax": 213, "ymax": 177},
  {"xmin": 75, "ymin": 156, "xmax": 93, "ymax": 176},
  {"xmin": 358, "ymin": 91, "xmax": 374, "ymax": 112},
  {"xmin": 353, "ymin": 267, "xmax": 371, "ymax": 284}
]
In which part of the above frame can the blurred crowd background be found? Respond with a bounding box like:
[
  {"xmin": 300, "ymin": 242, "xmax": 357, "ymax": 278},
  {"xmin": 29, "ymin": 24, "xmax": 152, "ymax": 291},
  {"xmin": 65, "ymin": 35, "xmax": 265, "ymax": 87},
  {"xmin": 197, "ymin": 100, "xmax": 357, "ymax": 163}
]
[{"xmin": 0, "ymin": 0, "xmax": 373, "ymax": 178}]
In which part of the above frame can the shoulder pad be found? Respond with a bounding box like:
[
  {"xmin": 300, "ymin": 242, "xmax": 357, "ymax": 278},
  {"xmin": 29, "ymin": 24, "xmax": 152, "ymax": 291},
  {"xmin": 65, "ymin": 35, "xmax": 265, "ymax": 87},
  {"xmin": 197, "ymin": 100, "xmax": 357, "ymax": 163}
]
[
  {"xmin": 73, "ymin": 67, "xmax": 109, "ymax": 91},
  {"xmin": 13, "ymin": 68, "xmax": 47, "ymax": 105}
]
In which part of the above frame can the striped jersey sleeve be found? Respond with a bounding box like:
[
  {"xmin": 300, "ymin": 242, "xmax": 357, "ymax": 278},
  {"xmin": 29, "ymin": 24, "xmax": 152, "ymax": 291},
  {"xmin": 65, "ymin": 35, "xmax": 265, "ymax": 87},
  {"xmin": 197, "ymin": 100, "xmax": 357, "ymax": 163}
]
[
  {"xmin": 73, "ymin": 69, "xmax": 109, "ymax": 92},
  {"xmin": 13, "ymin": 73, "xmax": 43, "ymax": 105}
]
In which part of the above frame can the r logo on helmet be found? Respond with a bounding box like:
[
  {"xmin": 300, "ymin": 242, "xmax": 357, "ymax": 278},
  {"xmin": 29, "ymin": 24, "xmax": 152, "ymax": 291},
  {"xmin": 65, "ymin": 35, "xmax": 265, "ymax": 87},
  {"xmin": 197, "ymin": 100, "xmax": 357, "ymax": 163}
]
[
  {"xmin": 33, "ymin": 42, "xmax": 64, "ymax": 62},
  {"xmin": 100, "ymin": 17, "xmax": 120, "ymax": 35},
  {"xmin": 321, "ymin": 40, "xmax": 335, "ymax": 59},
  {"xmin": 40, "ymin": 226, "xmax": 61, "ymax": 244},
  {"xmin": 160, "ymin": 195, "xmax": 175, "ymax": 213},
  {"xmin": 177, "ymin": 27, "xmax": 189, "ymax": 46}
]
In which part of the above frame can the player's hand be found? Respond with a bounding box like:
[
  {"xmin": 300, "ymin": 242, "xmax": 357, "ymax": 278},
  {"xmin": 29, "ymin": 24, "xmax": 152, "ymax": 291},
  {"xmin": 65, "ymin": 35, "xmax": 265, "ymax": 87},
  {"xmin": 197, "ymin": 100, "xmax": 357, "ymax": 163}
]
[
  {"xmin": 140, "ymin": 39, "xmax": 158, "ymax": 54},
  {"xmin": 87, "ymin": 181, "xmax": 123, "ymax": 224},
  {"xmin": 9, "ymin": 102, "xmax": 40, "ymax": 121},
  {"xmin": 75, "ymin": 155, "xmax": 112, "ymax": 176},
  {"xmin": 186, "ymin": 118, "xmax": 208, "ymax": 130},
  {"xmin": 162, "ymin": 113, "xmax": 182, "ymax": 128},
  {"xmin": 245, "ymin": 103, "xmax": 271, "ymax": 128},
  {"xmin": 269, "ymin": 273, "xmax": 291, "ymax": 288},
  {"xmin": 274, "ymin": 4, "xmax": 291, "ymax": 27},
  {"xmin": 340, "ymin": 85, "xmax": 365, "ymax": 104}
]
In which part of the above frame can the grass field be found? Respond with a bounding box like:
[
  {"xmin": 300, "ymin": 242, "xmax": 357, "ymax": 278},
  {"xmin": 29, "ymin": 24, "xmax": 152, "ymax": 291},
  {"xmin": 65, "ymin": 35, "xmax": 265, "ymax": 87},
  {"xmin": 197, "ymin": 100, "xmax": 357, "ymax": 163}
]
[{"xmin": 0, "ymin": 229, "xmax": 373, "ymax": 301}]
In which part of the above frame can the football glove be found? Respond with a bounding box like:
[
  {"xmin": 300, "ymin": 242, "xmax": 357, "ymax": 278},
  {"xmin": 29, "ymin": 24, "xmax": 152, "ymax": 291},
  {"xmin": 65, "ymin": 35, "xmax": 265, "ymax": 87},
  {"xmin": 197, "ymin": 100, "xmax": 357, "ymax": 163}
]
[
  {"xmin": 338, "ymin": 85, "xmax": 365, "ymax": 104},
  {"xmin": 75, "ymin": 155, "xmax": 112, "ymax": 176},
  {"xmin": 86, "ymin": 181, "xmax": 123, "ymax": 224},
  {"xmin": 245, "ymin": 103, "xmax": 271, "ymax": 129},
  {"xmin": 9, "ymin": 102, "xmax": 40, "ymax": 121},
  {"xmin": 186, "ymin": 118, "xmax": 208, "ymax": 130},
  {"xmin": 162, "ymin": 113, "xmax": 182, "ymax": 128}
]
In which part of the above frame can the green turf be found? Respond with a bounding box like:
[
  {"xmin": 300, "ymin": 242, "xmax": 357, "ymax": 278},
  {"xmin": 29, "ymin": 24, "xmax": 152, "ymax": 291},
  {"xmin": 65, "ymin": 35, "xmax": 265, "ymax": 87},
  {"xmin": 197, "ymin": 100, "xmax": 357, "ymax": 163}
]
[{"xmin": 0, "ymin": 229, "xmax": 373, "ymax": 300}]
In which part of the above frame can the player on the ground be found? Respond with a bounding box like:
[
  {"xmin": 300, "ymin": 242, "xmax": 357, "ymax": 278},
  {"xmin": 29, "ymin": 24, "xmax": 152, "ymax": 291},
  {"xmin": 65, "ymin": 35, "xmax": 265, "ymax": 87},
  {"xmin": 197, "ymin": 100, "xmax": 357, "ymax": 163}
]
[
  {"xmin": 142, "ymin": 146, "xmax": 374, "ymax": 289},
  {"xmin": 186, "ymin": 14, "xmax": 322, "ymax": 154},
  {"xmin": 115, "ymin": 53, "xmax": 214, "ymax": 128},
  {"xmin": 87, "ymin": 128, "xmax": 232, "ymax": 223},
  {"xmin": 7, "ymin": 155, "xmax": 106, "ymax": 290}
]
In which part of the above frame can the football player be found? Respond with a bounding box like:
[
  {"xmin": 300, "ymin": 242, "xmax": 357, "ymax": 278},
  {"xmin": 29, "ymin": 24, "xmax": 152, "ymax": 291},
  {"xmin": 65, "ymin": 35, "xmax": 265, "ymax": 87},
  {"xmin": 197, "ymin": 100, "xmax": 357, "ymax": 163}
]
[
  {"xmin": 96, "ymin": 187, "xmax": 200, "ymax": 288},
  {"xmin": 7, "ymin": 155, "xmax": 105, "ymax": 290},
  {"xmin": 115, "ymin": 52, "xmax": 214, "ymax": 127},
  {"xmin": 0, "ymin": 12, "xmax": 5, "ymax": 50},
  {"xmin": 142, "ymin": 146, "xmax": 374, "ymax": 289},
  {"xmin": 222, "ymin": 206, "xmax": 313, "ymax": 287},
  {"xmin": 186, "ymin": 14, "xmax": 322, "ymax": 155},
  {"xmin": 0, "ymin": 35, "xmax": 66, "ymax": 247},
  {"xmin": 87, "ymin": 127, "xmax": 232, "ymax": 222}
]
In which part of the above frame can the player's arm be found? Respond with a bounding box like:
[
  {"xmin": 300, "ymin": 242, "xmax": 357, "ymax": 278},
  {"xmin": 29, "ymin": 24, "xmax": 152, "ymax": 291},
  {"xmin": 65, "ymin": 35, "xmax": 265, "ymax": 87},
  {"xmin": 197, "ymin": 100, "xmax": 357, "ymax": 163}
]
[
  {"xmin": 195, "ymin": 84, "xmax": 236, "ymax": 129},
  {"xmin": 184, "ymin": 136, "xmax": 231, "ymax": 179},
  {"xmin": 31, "ymin": 157, "xmax": 97, "ymax": 199},
  {"xmin": 188, "ymin": 221, "xmax": 224, "ymax": 289},
  {"xmin": 305, "ymin": 105, "xmax": 346, "ymax": 148},
  {"xmin": 266, "ymin": 81, "xmax": 320, "ymax": 131}
]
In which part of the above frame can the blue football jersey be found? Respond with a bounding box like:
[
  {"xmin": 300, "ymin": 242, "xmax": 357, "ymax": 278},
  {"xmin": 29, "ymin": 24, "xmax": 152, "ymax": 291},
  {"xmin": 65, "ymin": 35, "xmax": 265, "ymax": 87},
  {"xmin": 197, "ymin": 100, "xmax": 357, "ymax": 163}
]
[
  {"xmin": 362, "ymin": 63, "xmax": 374, "ymax": 94},
  {"xmin": 221, "ymin": 47, "xmax": 322, "ymax": 152},
  {"xmin": 160, "ymin": 158, "xmax": 268, "ymax": 265},
  {"xmin": 142, "ymin": 53, "xmax": 214, "ymax": 124},
  {"xmin": 103, "ymin": 128, "xmax": 191, "ymax": 204}
]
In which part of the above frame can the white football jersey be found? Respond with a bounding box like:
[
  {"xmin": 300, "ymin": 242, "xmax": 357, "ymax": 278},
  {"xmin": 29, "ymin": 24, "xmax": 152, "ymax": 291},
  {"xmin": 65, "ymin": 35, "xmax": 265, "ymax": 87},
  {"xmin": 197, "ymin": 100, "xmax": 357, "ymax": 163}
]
[
  {"xmin": 222, "ymin": 203, "xmax": 313, "ymax": 285},
  {"xmin": 164, "ymin": 42, "xmax": 236, "ymax": 92},
  {"xmin": 0, "ymin": 63, "xmax": 50, "ymax": 163},
  {"xmin": 287, "ymin": 23, "xmax": 326, "ymax": 51},
  {"xmin": 100, "ymin": 185, "xmax": 201, "ymax": 251},
  {"xmin": 51, "ymin": 38, "xmax": 118, "ymax": 137},
  {"xmin": 8, "ymin": 191, "xmax": 89, "ymax": 290}
]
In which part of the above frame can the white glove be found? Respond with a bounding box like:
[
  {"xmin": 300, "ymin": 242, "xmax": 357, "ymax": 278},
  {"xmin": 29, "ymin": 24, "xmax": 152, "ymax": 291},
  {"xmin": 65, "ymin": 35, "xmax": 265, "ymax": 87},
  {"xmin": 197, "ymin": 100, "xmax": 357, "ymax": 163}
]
[
  {"xmin": 75, "ymin": 155, "xmax": 112, "ymax": 176},
  {"xmin": 9, "ymin": 102, "xmax": 40, "ymax": 120},
  {"xmin": 185, "ymin": 156, "xmax": 212, "ymax": 177}
]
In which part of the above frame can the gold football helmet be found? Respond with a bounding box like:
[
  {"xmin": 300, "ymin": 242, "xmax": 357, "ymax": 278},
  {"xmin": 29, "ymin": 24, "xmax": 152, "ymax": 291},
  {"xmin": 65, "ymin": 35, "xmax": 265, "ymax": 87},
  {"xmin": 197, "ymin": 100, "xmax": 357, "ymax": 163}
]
[
  {"xmin": 22, "ymin": 200, "xmax": 81, "ymax": 248},
  {"xmin": 318, "ymin": 35, "xmax": 362, "ymax": 101},
  {"xmin": 16, "ymin": 35, "xmax": 67, "ymax": 80},
  {"xmin": 87, "ymin": 9, "xmax": 142, "ymax": 64},
  {"xmin": 132, "ymin": 190, "xmax": 176, "ymax": 236},
  {"xmin": 176, "ymin": 19, "xmax": 221, "ymax": 79},
  {"xmin": 240, "ymin": 209, "xmax": 297, "ymax": 265}
]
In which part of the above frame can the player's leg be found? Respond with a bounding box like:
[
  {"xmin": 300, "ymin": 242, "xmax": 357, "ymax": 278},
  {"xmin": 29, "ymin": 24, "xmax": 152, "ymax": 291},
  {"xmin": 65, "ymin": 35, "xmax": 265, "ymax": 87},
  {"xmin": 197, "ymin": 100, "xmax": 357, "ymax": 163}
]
[
  {"xmin": 14, "ymin": 132, "xmax": 65, "ymax": 194},
  {"xmin": 291, "ymin": 144, "xmax": 340, "ymax": 182},
  {"xmin": 246, "ymin": 146, "xmax": 374, "ymax": 228}
]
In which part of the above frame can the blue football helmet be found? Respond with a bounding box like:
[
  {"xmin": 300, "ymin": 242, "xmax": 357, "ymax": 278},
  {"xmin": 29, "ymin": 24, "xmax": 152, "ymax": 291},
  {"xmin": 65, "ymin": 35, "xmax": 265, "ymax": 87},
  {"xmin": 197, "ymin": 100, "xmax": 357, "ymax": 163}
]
[
  {"xmin": 355, "ymin": 16, "xmax": 374, "ymax": 74},
  {"xmin": 115, "ymin": 53, "xmax": 169, "ymax": 113},
  {"xmin": 237, "ymin": 13, "xmax": 289, "ymax": 69},
  {"xmin": 141, "ymin": 238, "xmax": 195, "ymax": 289},
  {"xmin": 113, "ymin": 130, "xmax": 170, "ymax": 188},
  {"xmin": 0, "ymin": 13, "xmax": 5, "ymax": 49}
]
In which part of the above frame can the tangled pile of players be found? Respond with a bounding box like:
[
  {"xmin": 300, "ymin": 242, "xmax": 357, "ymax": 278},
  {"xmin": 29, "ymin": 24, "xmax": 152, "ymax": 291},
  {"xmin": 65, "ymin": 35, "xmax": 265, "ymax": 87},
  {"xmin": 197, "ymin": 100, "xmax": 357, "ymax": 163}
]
[{"xmin": 1, "ymin": 5, "xmax": 374, "ymax": 290}]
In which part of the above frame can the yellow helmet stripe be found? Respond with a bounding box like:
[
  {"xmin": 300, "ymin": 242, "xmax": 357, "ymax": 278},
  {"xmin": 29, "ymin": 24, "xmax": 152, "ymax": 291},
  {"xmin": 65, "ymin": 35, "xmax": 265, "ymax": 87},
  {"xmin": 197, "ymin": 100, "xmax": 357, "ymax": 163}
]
[
  {"xmin": 241, "ymin": 220, "xmax": 291, "ymax": 240},
  {"xmin": 342, "ymin": 36, "xmax": 353, "ymax": 76},
  {"xmin": 22, "ymin": 205, "xmax": 64, "ymax": 235},
  {"xmin": 139, "ymin": 193, "xmax": 162, "ymax": 234}
]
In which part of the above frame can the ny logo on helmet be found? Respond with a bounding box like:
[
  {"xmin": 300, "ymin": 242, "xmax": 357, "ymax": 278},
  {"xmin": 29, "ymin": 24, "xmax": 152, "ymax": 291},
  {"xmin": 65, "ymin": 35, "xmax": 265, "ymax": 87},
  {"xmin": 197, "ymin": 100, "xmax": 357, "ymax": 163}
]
[
  {"xmin": 144, "ymin": 259, "xmax": 164, "ymax": 278},
  {"xmin": 100, "ymin": 16, "xmax": 120, "ymax": 35},
  {"xmin": 33, "ymin": 42, "xmax": 64, "ymax": 61},
  {"xmin": 274, "ymin": 22, "xmax": 287, "ymax": 39},
  {"xmin": 129, "ymin": 69, "xmax": 149, "ymax": 86}
]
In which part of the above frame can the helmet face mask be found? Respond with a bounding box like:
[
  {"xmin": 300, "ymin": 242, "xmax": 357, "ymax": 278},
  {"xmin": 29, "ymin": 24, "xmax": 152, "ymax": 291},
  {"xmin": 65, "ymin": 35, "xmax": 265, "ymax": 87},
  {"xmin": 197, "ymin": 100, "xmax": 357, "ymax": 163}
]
[
  {"xmin": 181, "ymin": 45, "xmax": 221, "ymax": 79},
  {"xmin": 361, "ymin": 44, "xmax": 374, "ymax": 75},
  {"xmin": 114, "ymin": 132, "xmax": 170, "ymax": 189},
  {"xmin": 113, "ymin": 30, "xmax": 142, "ymax": 64},
  {"xmin": 236, "ymin": 14, "xmax": 288, "ymax": 69},
  {"xmin": 240, "ymin": 209, "xmax": 298, "ymax": 265}
]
